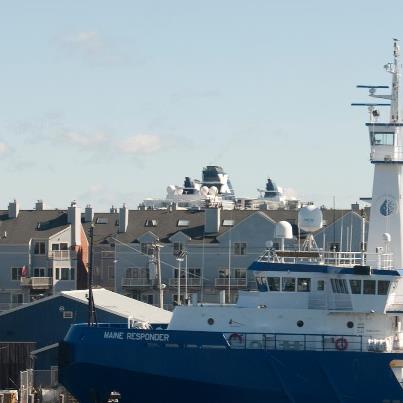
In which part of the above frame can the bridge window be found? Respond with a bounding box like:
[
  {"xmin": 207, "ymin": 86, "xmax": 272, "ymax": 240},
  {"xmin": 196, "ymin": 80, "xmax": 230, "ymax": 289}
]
[
  {"xmin": 370, "ymin": 132, "xmax": 394, "ymax": 146},
  {"xmin": 267, "ymin": 277, "xmax": 280, "ymax": 291},
  {"xmin": 331, "ymin": 279, "xmax": 349, "ymax": 294},
  {"xmin": 377, "ymin": 280, "xmax": 390, "ymax": 295},
  {"xmin": 350, "ymin": 279, "xmax": 362, "ymax": 294},
  {"xmin": 363, "ymin": 280, "xmax": 376, "ymax": 295},
  {"xmin": 282, "ymin": 277, "xmax": 296, "ymax": 292},
  {"xmin": 256, "ymin": 277, "xmax": 268, "ymax": 292},
  {"xmin": 297, "ymin": 278, "xmax": 310, "ymax": 292},
  {"xmin": 317, "ymin": 280, "xmax": 325, "ymax": 291}
]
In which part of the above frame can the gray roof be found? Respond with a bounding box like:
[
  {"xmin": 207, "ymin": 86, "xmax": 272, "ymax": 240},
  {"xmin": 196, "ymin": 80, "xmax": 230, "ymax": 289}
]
[
  {"xmin": 0, "ymin": 210, "xmax": 69, "ymax": 244},
  {"xmin": 83, "ymin": 208, "xmax": 358, "ymax": 246}
]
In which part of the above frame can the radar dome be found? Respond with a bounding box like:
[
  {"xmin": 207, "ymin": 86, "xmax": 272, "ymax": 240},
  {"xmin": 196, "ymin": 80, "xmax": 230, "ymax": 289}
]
[
  {"xmin": 275, "ymin": 221, "xmax": 293, "ymax": 239},
  {"xmin": 298, "ymin": 205, "xmax": 323, "ymax": 232},
  {"xmin": 200, "ymin": 186, "xmax": 209, "ymax": 196},
  {"xmin": 167, "ymin": 185, "xmax": 176, "ymax": 195},
  {"xmin": 209, "ymin": 186, "xmax": 218, "ymax": 196}
]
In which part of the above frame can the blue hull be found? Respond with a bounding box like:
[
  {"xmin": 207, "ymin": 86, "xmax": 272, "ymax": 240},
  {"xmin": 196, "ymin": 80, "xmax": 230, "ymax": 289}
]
[{"xmin": 59, "ymin": 325, "xmax": 403, "ymax": 403}]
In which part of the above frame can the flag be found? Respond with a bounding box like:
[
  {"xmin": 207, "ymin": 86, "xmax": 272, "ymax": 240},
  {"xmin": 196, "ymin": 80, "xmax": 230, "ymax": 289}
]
[{"xmin": 21, "ymin": 265, "xmax": 28, "ymax": 277}]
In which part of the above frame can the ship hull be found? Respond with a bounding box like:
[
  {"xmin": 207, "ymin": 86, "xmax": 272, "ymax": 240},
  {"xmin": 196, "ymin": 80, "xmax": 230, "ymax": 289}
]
[{"xmin": 59, "ymin": 325, "xmax": 403, "ymax": 403}]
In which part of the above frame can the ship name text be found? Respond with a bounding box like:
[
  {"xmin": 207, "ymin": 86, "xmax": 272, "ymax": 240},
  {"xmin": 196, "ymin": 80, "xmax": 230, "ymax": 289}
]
[{"xmin": 103, "ymin": 331, "xmax": 169, "ymax": 342}]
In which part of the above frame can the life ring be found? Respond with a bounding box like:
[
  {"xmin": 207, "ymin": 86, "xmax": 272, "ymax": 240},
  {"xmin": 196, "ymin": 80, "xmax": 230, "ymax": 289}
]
[
  {"xmin": 228, "ymin": 333, "xmax": 243, "ymax": 345},
  {"xmin": 335, "ymin": 337, "xmax": 348, "ymax": 351}
]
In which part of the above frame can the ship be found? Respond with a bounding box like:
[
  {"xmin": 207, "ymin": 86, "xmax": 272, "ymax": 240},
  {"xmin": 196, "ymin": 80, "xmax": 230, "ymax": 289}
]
[
  {"xmin": 59, "ymin": 41, "xmax": 403, "ymax": 402},
  {"xmin": 141, "ymin": 165, "xmax": 236, "ymax": 210}
]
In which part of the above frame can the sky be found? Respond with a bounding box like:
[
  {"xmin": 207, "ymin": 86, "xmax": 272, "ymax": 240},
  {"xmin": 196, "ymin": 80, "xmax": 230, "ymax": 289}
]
[{"xmin": 0, "ymin": 0, "xmax": 402, "ymax": 211}]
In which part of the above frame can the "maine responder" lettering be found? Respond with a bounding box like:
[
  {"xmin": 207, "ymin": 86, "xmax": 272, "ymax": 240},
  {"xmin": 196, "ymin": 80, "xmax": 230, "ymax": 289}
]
[{"xmin": 104, "ymin": 331, "xmax": 169, "ymax": 342}]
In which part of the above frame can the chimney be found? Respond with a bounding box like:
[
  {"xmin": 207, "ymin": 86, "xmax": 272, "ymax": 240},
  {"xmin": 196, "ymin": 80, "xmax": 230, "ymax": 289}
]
[
  {"xmin": 84, "ymin": 205, "xmax": 94, "ymax": 223},
  {"xmin": 119, "ymin": 204, "xmax": 129, "ymax": 233},
  {"xmin": 67, "ymin": 201, "xmax": 81, "ymax": 246},
  {"xmin": 351, "ymin": 203, "xmax": 360, "ymax": 212},
  {"xmin": 35, "ymin": 200, "xmax": 45, "ymax": 211},
  {"xmin": 8, "ymin": 199, "xmax": 19, "ymax": 218},
  {"xmin": 205, "ymin": 207, "xmax": 221, "ymax": 234}
]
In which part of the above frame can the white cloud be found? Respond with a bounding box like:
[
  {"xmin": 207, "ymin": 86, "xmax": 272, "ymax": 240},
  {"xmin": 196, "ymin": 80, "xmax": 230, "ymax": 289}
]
[
  {"xmin": 118, "ymin": 134, "xmax": 162, "ymax": 154},
  {"xmin": 62, "ymin": 31, "xmax": 106, "ymax": 56},
  {"xmin": 63, "ymin": 131, "xmax": 107, "ymax": 147}
]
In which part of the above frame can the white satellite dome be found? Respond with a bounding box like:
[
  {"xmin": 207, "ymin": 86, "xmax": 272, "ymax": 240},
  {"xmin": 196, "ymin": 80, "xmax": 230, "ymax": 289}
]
[
  {"xmin": 209, "ymin": 186, "xmax": 218, "ymax": 196},
  {"xmin": 275, "ymin": 221, "xmax": 293, "ymax": 239},
  {"xmin": 167, "ymin": 185, "xmax": 176, "ymax": 195},
  {"xmin": 298, "ymin": 205, "xmax": 323, "ymax": 232},
  {"xmin": 200, "ymin": 186, "xmax": 209, "ymax": 196}
]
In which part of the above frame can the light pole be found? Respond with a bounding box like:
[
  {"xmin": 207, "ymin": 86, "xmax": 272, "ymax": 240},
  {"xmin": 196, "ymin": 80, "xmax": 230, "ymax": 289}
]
[
  {"xmin": 175, "ymin": 250, "xmax": 186, "ymax": 306},
  {"xmin": 153, "ymin": 242, "xmax": 164, "ymax": 309}
]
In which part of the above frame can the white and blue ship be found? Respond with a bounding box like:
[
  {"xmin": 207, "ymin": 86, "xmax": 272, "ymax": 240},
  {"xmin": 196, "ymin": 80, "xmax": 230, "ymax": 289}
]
[{"xmin": 59, "ymin": 41, "xmax": 403, "ymax": 403}]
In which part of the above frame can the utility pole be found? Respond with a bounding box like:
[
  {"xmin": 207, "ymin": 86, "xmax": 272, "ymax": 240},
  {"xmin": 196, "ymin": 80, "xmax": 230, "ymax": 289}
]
[{"xmin": 88, "ymin": 224, "xmax": 97, "ymax": 326}]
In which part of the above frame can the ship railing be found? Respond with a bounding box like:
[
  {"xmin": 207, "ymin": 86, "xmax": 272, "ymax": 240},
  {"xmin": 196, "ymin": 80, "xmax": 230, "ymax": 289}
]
[
  {"xmin": 258, "ymin": 250, "xmax": 394, "ymax": 269},
  {"xmin": 224, "ymin": 332, "xmax": 367, "ymax": 352},
  {"xmin": 0, "ymin": 302, "xmax": 26, "ymax": 312}
]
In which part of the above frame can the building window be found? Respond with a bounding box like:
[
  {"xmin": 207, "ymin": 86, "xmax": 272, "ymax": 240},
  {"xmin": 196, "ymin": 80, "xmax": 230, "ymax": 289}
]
[
  {"xmin": 11, "ymin": 294, "xmax": 23, "ymax": 304},
  {"xmin": 107, "ymin": 265, "xmax": 115, "ymax": 280},
  {"xmin": 218, "ymin": 268, "xmax": 229, "ymax": 278},
  {"xmin": 47, "ymin": 268, "xmax": 53, "ymax": 277},
  {"xmin": 282, "ymin": 278, "xmax": 296, "ymax": 292},
  {"xmin": 188, "ymin": 268, "xmax": 201, "ymax": 279},
  {"xmin": 233, "ymin": 242, "xmax": 247, "ymax": 256},
  {"xmin": 363, "ymin": 280, "xmax": 376, "ymax": 295},
  {"xmin": 145, "ymin": 219, "xmax": 158, "ymax": 227},
  {"xmin": 33, "ymin": 267, "xmax": 46, "ymax": 277},
  {"xmin": 11, "ymin": 267, "xmax": 23, "ymax": 281},
  {"xmin": 141, "ymin": 243, "xmax": 154, "ymax": 255},
  {"xmin": 70, "ymin": 268, "xmax": 75, "ymax": 281},
  {"xmin": 55, "ymin": 268, "xmax": 60, "ymax": 280},
  {"xmin": 34, "ymin": 241, "xmax": 46, "ymax": 255},
  {"xmin": 126, "ymin": 267, "xmax": 149, "ymax": 279},
  {"xmin": 233, "ymin": 268, "xmax": 246, "ymax": 279},
  {"xmin": 52, "ymin": 243, "xmax": 68, "ymax": 251},
  {"xmin": 61, "ymin": 268, "xmax": 69, "ymax": 280},
  {"xmin": 267, "ymin": 277, "xmax": 280, "ymax": 291},
  {"xmin": 350, "ymin": 279, "xmax": 362, "ymax": 294},
  {"xmin": 297, "ymin": 278, "xmax": 310, "ymax": 292},
  {"xmin": 317, "ymin": 280, "xmax": 325, "ymax": 291},
  {"xmin": 141, "ymin": 294, "xmax": 154, "ymax": 304},
  {"xmin": 377, "ymin": 280, "xmax": 390, "ymax": 295}
]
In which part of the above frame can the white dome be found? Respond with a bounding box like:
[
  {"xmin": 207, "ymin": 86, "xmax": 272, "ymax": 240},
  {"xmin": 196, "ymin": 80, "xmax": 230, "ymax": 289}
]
[
  {"xmin": 200, "ymin": 186, "xmax": 209, "ymax": 196},
  {"xmin": 275, "ymin": 221, "xmax": 293, "ymax": 239},
  {"xmin": 209, "ymin": 186, "xmax": 218, "ymax": 196},
  {"xmin": 298, "ymin": 205, "xmax": 323, "ymax": 232},
  {"xmin": 166, "ymin": 185, "xmax": 176, "ymax": 195}
]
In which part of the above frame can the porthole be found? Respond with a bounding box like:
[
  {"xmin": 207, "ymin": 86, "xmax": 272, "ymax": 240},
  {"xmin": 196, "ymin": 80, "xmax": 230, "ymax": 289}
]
[
  {"xmin": 207, "ymin": 318, "xmax": 214, "ymax": 325},
  {"xmin": 297, "ymin": 320, "xmax": 304, "ymax": 328},
  {"xmin": 347, "ymin": 321, "xmax": 354, "ymax": 329}
]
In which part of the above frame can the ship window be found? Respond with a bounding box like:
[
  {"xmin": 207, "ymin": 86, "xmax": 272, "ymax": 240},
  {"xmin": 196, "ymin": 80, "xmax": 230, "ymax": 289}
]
[
  {"xmin": 363, "ymin": 280, "xmax": 376, "ymax": 295},
  {"xmin": 350, "ymin": 279, "xmax": 362, "ymax": 294},
  {"xmin": 370, "ymin": 132, "xmax": 394, "ymax": 146},
  {"xmin": 282, "ymin": 277, "xmax": 296, "ymax": 292},
  {"xmin": 256, "ymin": 277, "xmax": 268, "ymax": 292},
  {"xmin": 329, "ymin": 243, "xmax": 340, "ymax": 252},
  {"xmin": 267, "ymin": 277, "xmax": 280, "ymax": 291},
  {"xmin": 317, "ymin": 280, "xmax": 325, "ymax": 291},
  {"xmin": 331, "ymin": 279, "xmax": 349, "ymax": 294},
  {"xmin": 297, "ymin": 278, "xmax": 310, "ymax": 292},
  {"xmin": 377, "ymin": 280, "xmax": 390, "ymax": 295}
]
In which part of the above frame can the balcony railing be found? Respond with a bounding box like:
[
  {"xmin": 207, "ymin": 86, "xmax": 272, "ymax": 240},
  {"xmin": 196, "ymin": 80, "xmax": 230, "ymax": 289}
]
[
  {"xmin": 215, "ymin": 278, "xmax": 248, "ymax": 288},
  {"xmin": 121, "ymin": 278, "xmax": 155, "ymax": 287},
  {"xmin": 0, "ymin": 302, "xmax": 25, "ymax": 312},
  {"xmin": 20, "ymin": 277, "xmax": 53, "ymax": 289},
  {"xmin": 169, "ymin": 278, "xmax": 202, "ymax": 287},
  {"xmin": 48, "ymin": 250, "xmax": 76, "ymax": 260}
]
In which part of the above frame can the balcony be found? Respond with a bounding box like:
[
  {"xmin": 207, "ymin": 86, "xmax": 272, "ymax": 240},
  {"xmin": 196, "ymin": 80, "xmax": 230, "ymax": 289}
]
[
  {"xmin": 121, "ymin": 277, "xmax": 155, "ymax": 288},
  {"xmin": 48, "ymin": 250, "xmax": 76, "ymax": 261},
  {"xmin": 169, "ymin": 278, "xmax": 202, "ymax": 288},
  {"xmin": 20, "ymin": 277, "xmax": 53, "ymax": 289},
  {"xmin": 0, "ymin": 302, "xmax": 25, "ymax": 312},
  {"xmin": 215, "ymin": 278, "xmax": 248, "ymax": 288}
]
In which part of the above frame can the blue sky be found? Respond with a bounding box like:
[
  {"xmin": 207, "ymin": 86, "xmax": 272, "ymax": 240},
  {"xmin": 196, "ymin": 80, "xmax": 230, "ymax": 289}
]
[{"xmin": 0, "ymin": 1, "xmax": 402, "ymax": 211}]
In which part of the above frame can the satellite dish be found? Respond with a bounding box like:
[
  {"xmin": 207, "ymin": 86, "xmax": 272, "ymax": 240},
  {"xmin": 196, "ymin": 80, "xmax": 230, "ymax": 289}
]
[
  {"xmin": 209, "ymin": 186, "xmax": 218, "ymax": 196},
  {"xmin": 265, "ymin": 240, "xmax": 273, "ymax": 248},
  {"xmin": 298, "ymin": 205, "xmax": 323, "ymax": 232},
  {"xmin": 275, "ymin": 221, "xmax": 293, "ymax": 239},
  {"xmin": 200, "ymin": 186, "xmax": 209, "ymax": 196}
]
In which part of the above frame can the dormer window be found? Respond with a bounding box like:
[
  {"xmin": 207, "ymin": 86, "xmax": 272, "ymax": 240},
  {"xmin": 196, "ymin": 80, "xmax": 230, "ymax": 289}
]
[
  {"xmin": 96, "ymin": 217, "xmax": 108, "ymax": 224},
  {"xmin": 177, "ymin": 219, "xmax": 189, "ymax": 227},
  {"xmin": 222, "ymin": 219, "xmax": 235, "ymax": 227},
  {"xmin": 145, "ymin": 219, "xmax": 157, "ymax": 227}
]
